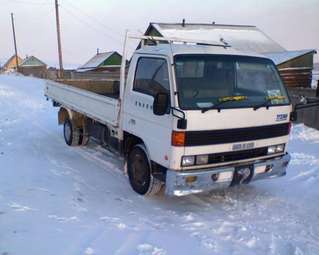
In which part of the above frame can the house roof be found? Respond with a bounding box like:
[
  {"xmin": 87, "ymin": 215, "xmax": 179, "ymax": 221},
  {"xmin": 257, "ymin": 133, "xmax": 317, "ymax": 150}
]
[
  {"xmin": 146, "ymin": 23, "xmax": 286, "ymax": 54},
  {"xmin": 263, "ymin": 49, "xmax": 317, "ymax": 65},
  {"xmin": 78, "ymin": 51, "xmax": 120, "ymax": 71},
  {"xmin": 3, "ymin": 55, "xmax": 23, "ymax": 68},
  {"xmin": 20, "ymin": 56, "xmax": 46, "ymax": 67}
]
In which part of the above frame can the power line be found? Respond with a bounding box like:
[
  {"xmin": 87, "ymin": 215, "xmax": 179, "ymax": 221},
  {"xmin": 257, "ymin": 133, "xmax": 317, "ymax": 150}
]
[
  {"xmin": 60, "ymin": 4, "xmax": 124, "ymax": 45},
  {"xmin": 7, "ymin": 0, "xmax": 51, "ymax": 5},
  {"xmin": 63, "ymin": 0, "xmax": 123, "ymax": 39}
]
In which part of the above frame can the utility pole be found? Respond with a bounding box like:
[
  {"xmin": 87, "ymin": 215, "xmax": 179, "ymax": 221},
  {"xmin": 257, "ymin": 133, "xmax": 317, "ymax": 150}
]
[
  {"xmin": 11, "ymin": 13, "xmax": 19, "ymax": 72},
  {"xmin": 55, "ymin": 0, "xmax": 64, "ymax": 78}
]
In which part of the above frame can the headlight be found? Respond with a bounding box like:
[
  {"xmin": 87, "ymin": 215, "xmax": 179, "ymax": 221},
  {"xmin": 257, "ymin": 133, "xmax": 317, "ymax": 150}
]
[
  {"xmin": 182, "ymin": 156, "xmax": 195, "ymax": 166},
  {"xmin": 275, "ymin": 144, "xmax": 285, "ymax": 153},
  {"xmin": 268, "ymin": 144, "xmax": 285, "ymax": 154},
  {"xmin": 267, "ymin": 146, "xmax": 276, "ymax": 154},
  {"xmin": 196, "ymin": 155, "xmax": 209, "ymax": 165}
]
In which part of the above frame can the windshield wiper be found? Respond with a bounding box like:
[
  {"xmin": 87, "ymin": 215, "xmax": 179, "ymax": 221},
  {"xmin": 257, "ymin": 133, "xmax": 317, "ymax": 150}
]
[
  {"xmin": 201, "ymin": 96, "xmax": 248, "ymax": 113},
  {"xmin": 253, "ymin": 96, "xmax": 286, "ymax": 111}
]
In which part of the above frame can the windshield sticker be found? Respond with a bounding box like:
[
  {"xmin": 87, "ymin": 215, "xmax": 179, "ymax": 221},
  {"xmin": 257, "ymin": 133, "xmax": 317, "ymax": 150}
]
[
  {"xmin": 267, "ymin": 90, "xmax": 281, "ymax": 97},
  {"xmin": 197, "ymin": 102, "xmax": 214, "ymax": 108},
  {"xmin": 267, "ymin": 90, "xmax": 285, "ymax": 104}
]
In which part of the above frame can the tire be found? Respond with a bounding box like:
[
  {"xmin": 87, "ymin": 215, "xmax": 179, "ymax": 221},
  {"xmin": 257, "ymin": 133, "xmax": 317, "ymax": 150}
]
[
  {"xmin": 101, "ymin": 126, "xmax": 110, "ymax": 147},
  {"xmin": 63, "ymin": 119, "xmax": 80, "ymax": 146},
  {"xmin": 80, "ymin": 134, "xmax": 90, "ymax": 146},
  {"xmin": 127, "ymin": 145, "xmax": 162, "ymax": 196},
  {"xmin": 79, "ymin": 128, "xmax": 90, "ymax": 146}
]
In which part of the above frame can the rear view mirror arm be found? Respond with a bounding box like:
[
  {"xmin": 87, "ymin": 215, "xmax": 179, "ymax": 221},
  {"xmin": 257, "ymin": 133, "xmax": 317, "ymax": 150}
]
[{"xmin": 171, "ymin": 107, "xmax": 187, "ymax": 129}]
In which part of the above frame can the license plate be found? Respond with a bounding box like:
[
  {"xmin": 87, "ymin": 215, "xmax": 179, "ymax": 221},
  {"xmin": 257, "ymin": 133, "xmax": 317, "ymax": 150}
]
[{"xmin": 232, "ymin": 165, "xmax": 253, "ymax": 185}]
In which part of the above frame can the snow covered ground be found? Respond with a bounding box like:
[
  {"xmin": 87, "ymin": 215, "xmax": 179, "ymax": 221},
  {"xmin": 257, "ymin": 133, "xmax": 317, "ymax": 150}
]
[{"xmin": 0, "ymin": 74, "xmax": 318, "ymax": 255}]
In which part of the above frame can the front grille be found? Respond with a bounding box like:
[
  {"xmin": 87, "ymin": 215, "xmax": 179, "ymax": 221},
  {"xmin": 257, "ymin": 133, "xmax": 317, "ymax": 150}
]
[
  {"xmin": 207, "ymin": 147, "xmax": 269, "ymax": 164},
  {"xmin": 185, "ymin": 123, "xmax": 289, "ymax": 146}
]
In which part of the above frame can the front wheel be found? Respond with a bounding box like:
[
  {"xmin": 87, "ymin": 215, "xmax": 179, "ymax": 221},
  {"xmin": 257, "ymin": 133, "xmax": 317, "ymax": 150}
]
[{"xmin": 127, "ymin": 145, "xmax": 162, "ymax": 196}]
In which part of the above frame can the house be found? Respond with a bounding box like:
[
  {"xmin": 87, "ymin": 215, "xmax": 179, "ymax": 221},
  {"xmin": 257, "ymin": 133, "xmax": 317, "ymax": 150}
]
[
  {"xmin": 143, "ymin": 22, "xmax": 317, "ymax": 88},
  {"xmin": 19, "ymin": 56, "xmax": 47, "ymax": 78},
  {"xmin": 77, "ymin": 51, "xmax": 123, "ymax": 73},
  {"xmin": 2, "ymin": 55, "xmax": 23, "ymax": 72}
]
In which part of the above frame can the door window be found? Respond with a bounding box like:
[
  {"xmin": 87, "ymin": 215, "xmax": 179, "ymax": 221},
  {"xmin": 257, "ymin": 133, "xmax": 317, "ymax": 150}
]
[{"xmin": 133, "ymin": 58, "xmax": 170, "ymax": 96}]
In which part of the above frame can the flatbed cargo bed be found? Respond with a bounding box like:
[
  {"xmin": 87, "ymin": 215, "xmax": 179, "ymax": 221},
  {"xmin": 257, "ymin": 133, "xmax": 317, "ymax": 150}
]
[{"xmin": 45, "ymin": 80, "xmax": 120, "ymax": 127}]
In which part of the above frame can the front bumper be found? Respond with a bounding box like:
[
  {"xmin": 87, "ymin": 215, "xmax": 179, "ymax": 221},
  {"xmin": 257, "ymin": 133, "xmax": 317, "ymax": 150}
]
[{"xmin": 165, "ymin": 153, "xmax": 290, "ymax": 196}]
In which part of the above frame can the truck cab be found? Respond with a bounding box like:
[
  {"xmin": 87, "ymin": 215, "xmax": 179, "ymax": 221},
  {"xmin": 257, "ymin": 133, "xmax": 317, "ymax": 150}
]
[{"xmin": 123, "ymin": 43, "xmax": 291, "ymax": 196}]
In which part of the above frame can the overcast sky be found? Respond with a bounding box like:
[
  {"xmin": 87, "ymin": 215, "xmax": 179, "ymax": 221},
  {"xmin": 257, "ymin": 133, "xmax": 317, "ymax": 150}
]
[{"xmin": 0, "ymin": 0, "xmax": 318, "ymax": 68}]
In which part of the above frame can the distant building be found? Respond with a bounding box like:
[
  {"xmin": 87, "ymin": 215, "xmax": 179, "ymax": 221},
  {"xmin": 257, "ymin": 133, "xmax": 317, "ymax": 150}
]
[
  {"xmin": 2, "ymin": 55, "xmax": 23, "ymax": 72},
  {"xmin": 144, "ymin": 22, "xmax": 317, "ymax": 88},
  {"xmin": 77, "ymin": 51, "xmax": 123, "ymax": 73},
  {"xmin": 19, "ymin": 56, "xmax": 47, "ymax": 78}
]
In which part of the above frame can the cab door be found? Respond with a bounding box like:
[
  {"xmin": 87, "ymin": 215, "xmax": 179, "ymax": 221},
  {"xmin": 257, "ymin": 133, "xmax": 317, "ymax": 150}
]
[{"xmin": 123, "ymin": 55, "xmax": 173, "ymax": 168}]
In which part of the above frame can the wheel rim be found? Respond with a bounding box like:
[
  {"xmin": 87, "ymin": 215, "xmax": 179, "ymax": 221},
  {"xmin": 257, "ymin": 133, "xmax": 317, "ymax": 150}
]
[{"xmin": 64, "ymin": 121, "xmax": 71, "ymax": 142}]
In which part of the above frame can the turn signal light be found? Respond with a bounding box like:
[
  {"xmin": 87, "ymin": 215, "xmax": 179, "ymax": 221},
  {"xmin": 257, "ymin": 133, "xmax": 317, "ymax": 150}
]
[{"xmin": 172, "ymin": 131, "xmax": 185, "ymax": 146}]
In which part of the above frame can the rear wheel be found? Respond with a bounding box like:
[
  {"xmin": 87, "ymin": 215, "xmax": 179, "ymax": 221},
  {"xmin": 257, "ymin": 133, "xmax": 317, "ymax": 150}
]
[
  {"xmin": 127, "ymin": 145, "xmax": 162, "ymax": 196},
  {"xmin": 63, "ymin": 119, "xmax": 80, "ymax": 146},
  {"xmin": 79, "ymin": 128, "xmax": 90, "ymax": 146},
  {"xmin": 80, "ymin": 134, "xmax": 90, "ymax": 146}
]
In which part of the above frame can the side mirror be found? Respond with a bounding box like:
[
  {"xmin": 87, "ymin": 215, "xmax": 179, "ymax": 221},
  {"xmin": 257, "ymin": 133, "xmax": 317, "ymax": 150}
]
[{"xmin": 153, "ymin": 93, "xmax": 169, "ymax": 116}]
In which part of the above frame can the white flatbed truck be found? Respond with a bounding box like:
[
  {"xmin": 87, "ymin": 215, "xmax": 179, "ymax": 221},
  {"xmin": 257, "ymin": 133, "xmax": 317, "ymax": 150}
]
[{"xmin": 45, "ymin": 35, "xmax": 292, "ymax": 196}]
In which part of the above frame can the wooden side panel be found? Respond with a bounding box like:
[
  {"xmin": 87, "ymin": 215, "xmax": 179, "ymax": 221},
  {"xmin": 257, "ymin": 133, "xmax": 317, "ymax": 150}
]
[{"xmin": 56, "ymin": 79, "xmax": 120, "ymax": 98}]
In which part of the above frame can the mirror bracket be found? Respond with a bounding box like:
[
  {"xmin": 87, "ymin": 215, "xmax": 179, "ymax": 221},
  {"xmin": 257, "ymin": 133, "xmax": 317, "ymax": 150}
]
[{"xmin": 171, "ymin": 107, "xmax": 187, "ymax": 130}]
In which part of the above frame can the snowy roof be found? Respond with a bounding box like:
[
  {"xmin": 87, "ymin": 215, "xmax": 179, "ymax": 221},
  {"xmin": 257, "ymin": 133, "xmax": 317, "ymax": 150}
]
[
  {"xmin": 147, "ymin": 23, "xmax": 286, "ymax": 54},
  {"xmin": 20, "ymin": 56, "xmax": 46, "ymax": 67},
  {"xmin": 263, "ymin": 49, "xmax": 317, "ymax": 65},
  {"xmin": 78, "ymin": 51, "xmax": 119, "ymax": 70}
]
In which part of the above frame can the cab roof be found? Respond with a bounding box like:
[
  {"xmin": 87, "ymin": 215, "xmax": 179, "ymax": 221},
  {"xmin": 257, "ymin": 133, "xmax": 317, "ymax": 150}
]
[{"xmin": 135, "ymin": 43, "xmax": 272, "ymax": 61}]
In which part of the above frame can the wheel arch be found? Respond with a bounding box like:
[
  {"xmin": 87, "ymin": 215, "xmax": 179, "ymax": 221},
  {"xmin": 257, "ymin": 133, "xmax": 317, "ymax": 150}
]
[
  {"xmin": 58, "ymin": 107, "xmax": 86, "ymax": 129},
  {"xmin": 58, "ymin": 107, "xmax": 72, "ymax": 125},
  {"xmin": 123, "ymin": 132, "xmax": 151, "ymax": 160}
]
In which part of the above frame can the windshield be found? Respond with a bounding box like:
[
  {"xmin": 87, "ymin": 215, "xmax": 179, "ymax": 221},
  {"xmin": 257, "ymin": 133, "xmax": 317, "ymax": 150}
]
[{"xmin": 174, "ymin": 55, "xmax": 290, "ymax": 110}]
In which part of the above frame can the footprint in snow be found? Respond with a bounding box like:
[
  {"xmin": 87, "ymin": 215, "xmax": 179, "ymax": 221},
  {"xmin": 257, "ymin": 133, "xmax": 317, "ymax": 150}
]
[
  {"xmin": 137, "ymin": 244, "xmax": 166, "ymax": 255},
  {"xmin": 9, "ymin": 202, "xmax": 35, "ymax": 212},
  {"xmin": 100, "ymin": 216, "xmax": 129, "ymax": 230},
  {"xmin": 48, "ymin": 215, "xmax": 79, "ymax": 223},
  {"xmin": 84, "ymin": 247, "xmax": 94, "ymax": 255}
]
